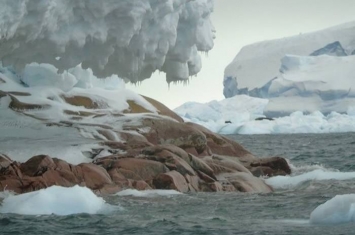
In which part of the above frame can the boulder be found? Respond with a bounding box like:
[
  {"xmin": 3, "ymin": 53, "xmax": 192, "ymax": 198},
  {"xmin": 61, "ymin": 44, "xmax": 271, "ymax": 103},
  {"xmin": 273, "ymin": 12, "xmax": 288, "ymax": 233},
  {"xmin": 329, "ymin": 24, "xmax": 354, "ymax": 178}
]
[
  {"xmin": 78, "ymin": 163, "xmax": 113, "ymax": 189},
  {"xmin": 132, "ymin": 180, "xmax": 152, "ymax": 190},
  {"xmin": 204, "ymin": 155, "xmax": 251, "ymax": 175},
  {"xmin": 0, "ymin": 177, "xmax": 22, "ymax": 193},
  {"xmin": 221, "ymin": 172, "xmax": 273, "ymax": 193},
  {"xmin": 188, "ymin": 154, "xmax": 216, "ymax": 180},
  {"xmin": 249, "ymin": 157, "xmax": 291, "ymax": 176},
  {"xmin": 153, "ymin": 170, "xmax": 189, "ymax": 193},
  {"xmin": 141, "ymin": 96, "xmax": 184, "ymax": 122},
  {"xmin": 0, "ymin": 154, "xmax": 12, "ymax": 169},
  {"xmin": 108, "ymin": 158, "xmax": 169, "ymax": 181},
  {"xmin": 20, "ymin": 155, "xmax": 56, "ymax": 176},
  {"xmin": 186, "ymin": 122, "xmax": 256, "ymax": 162},
  {"xmin": 130, "ymin": 117, "xmax": 207, "ymax": 154},
  {"xmin": 185, "ymin": 174, "xmax": 200, "ymax": 191},
  {"xmin": 143, "ymin": 149, "xmax": 196, "ymax": 176}
]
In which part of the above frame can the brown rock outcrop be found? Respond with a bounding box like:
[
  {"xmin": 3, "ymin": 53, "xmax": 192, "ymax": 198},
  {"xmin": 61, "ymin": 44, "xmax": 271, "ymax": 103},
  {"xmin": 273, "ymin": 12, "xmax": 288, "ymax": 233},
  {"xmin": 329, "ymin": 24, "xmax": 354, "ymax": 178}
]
[
  {"xmin": 0, "ymin": 95, "xmax": 292, "ymax": 195},
  {"xmin": 249, "ymin": 156, "xmax": 291, "ymax": 177},
  {"xmin": 153, "ymin": 170, "xmax": 189, "ymax": 193}
]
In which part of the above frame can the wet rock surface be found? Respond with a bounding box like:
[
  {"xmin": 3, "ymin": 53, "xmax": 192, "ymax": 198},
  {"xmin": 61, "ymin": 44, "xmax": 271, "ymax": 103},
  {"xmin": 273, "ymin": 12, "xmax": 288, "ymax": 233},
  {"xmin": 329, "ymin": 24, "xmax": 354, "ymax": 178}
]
[{"xmin": 0, "ymin": 130, "xmax": 290, "ymax": 194}]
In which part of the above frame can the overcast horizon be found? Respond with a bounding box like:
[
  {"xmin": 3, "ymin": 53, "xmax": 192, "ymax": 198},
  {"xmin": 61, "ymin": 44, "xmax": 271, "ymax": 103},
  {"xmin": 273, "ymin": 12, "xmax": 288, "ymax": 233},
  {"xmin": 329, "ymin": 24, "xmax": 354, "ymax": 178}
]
[{"xmin": 127, "ymin": 0, "xmax": 355, "ymax": 109}]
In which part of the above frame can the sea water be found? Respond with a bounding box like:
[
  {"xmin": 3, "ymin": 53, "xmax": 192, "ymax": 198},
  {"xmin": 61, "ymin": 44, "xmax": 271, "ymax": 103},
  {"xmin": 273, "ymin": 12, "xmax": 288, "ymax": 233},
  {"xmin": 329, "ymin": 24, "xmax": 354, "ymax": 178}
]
[{"xmin": 0, "ymin": 133, "xmax": 355, "ymax": 235}]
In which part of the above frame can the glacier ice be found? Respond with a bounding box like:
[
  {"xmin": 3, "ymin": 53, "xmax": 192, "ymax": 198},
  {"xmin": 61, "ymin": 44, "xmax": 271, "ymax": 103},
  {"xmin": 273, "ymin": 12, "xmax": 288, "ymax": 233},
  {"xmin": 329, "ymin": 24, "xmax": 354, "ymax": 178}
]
[
  {"xmin": 224, "ymin": 21, "xmax": 355, "ymax": 96},
  {"xmin": 264, "ymin": 54, "xmax": 355, "ymax": 116},
  {"xmin": 0, "ymin": 185, "xmax": 116, "ymax": 215},
  {"xmin": 0, "ymin": 0, "xmax": 215, "ymax": 84},
  {"xmin": 223, "ymin": 21, "xmax": 355, "ymax": 116}
]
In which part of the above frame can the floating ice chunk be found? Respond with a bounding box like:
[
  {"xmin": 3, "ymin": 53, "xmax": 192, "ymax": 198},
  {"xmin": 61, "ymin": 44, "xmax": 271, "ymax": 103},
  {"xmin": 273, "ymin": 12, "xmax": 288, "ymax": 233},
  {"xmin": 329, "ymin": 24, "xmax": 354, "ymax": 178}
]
[
  {"xmin": 310, "ymin": 194, "xmax": 355, "ymax": 224},
  {"xmin": 175, "ymin": 95, "xmax": 268, "ymax": 123},
  {"xmin": 266, "ymin": 169, "xmax": 355, "ymax": 189},
  {"xmin": 0, "ymin": 185, "xmax": 116, "ymax": 215},
  {"xmin": 176, "ymin": 96, "xmax": 355, "ymax": 134},
  {"xmin": 348, "ymin": 106, "xmax": 355, "ymax": 116},
  {"xmin": 116, "ymin": 189, "xmax": 182, "ymax": 197}
]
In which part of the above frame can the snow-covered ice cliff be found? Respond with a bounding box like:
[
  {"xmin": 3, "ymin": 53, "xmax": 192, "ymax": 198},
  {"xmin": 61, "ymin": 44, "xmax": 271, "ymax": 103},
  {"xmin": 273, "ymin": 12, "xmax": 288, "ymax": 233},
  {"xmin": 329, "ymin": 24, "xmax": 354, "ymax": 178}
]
[{"xmin": 223, "ymin": 21, "xmax": 355, "ymax": 116}]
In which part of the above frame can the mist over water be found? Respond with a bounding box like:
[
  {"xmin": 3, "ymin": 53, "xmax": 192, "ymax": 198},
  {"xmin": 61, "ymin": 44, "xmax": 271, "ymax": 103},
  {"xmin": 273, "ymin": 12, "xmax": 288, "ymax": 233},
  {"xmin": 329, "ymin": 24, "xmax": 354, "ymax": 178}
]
[{"xmin": 1, "ymin": 133, "xmax": 355, "ymax": 235}]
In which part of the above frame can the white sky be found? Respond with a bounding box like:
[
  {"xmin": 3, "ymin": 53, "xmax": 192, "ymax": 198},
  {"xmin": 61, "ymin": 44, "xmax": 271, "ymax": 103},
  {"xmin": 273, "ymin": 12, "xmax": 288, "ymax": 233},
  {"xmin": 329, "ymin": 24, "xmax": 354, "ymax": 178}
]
[{"xmin": 127, "ymin": 0, "xmax": 355, "ymax": 109}]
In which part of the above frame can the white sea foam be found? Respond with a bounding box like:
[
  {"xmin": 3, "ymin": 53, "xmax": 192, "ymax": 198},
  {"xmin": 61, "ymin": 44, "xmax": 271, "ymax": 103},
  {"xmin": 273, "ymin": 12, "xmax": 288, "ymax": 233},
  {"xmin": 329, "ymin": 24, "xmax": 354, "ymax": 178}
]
[
  {"xmin": 116, "ymin": 189, "xmax": 182, "ymax": 197},
  {"xmin": 0, "ymin": 185, "xmax": 117, "ymax": 215},
  {"xmin": 265, "ymin": 169, "xmax": 355, "ymax": 189},
  {"xmin": 310, "ymin": 194, "xmax": 355, "ymax": 224}
]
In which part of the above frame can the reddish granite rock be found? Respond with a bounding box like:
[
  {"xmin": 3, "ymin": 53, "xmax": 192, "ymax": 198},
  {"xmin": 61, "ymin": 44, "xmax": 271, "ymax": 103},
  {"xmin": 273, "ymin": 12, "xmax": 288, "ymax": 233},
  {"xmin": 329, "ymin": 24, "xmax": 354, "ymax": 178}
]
[
  {"xmin": 153, "ymin": 170, "xmax": 189, "ymax": 193},
  {"xmin": 41, "ymin": 170, "xmax": 72, "ymax": 186},
  {"xmin": 185, "ymin": 174, "xmax": 200, "ymax": 192},
  {"xmin": 0, "ymin": 92, "xmax": 295, "ymax": 195},
  {"xmin": 186, "ymin": 123, "xmax": 256, "ymax": 162},
  {"xmin": 156, "ymin": 145, "xmax": 191, "ymax": 163},
  {"xmin": 204, "ymin": 155, "xmax": 251, "ymax": 175},
  {"xmin": 131, "ymin": 118, "xmax": 208, "ymax": 154},
  {"xmin": 249, "ymin": 156, "xmax": 291, "ymax": 176},
  {"xmin": 188, "ymin": 154, "xmax": 216, "ymax": 180},
  {"xmin": 20, "ymin": 155, "xmax": 56, "ymax": 176},
  {"xmin": 105, "ymin": 158, "xmax": 169, "ymax": 181},
  {"xmin": 95, "ymin": 184, "xmax": 122, "ymax": 195},
  {"xmin": 0, "ymin": 118, "xmax": 292, "ymax": 195},
  {"xmin": 0, "ymin": 154, "xmax": 12, "ymax": 168},
  {"xmin": 0, "ymin": 177, "xmax": 22, "ymax": 193},
  {"xmin": 132, "ymin": 180, "xmax": 152, "ymax": 190},
  {"xmin": 197, "ymin": 170, "xmax": 216, "ymax": 183},
  {"xmin": 1, "ymin": 162, "xmax": 22, "ymax": 178},
  {"xmin": 143, "ymin": 149, "xmax": 196, "ymax": 176},
  {"xmin": 209, "ymin": 182, "xmax": 224, "ymax": 192},
  {"xmin": 78, "ymin": 163, "xmax": 113, "ymax": 189},
  {"xmin": 222, "ymin": 172, "xmax": 273, "ymax": 193}
]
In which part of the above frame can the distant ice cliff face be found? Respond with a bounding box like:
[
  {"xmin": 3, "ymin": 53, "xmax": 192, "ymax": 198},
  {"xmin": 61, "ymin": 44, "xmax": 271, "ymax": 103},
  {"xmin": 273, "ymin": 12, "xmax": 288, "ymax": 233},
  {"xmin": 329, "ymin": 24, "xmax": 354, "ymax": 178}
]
[
  {"xmin": 0, "ymin": 0, "xmax": 215, "ymax": 84},
  {"xmin": 223, "ymin": 21, "xmax": 355, "ymax": 115}
]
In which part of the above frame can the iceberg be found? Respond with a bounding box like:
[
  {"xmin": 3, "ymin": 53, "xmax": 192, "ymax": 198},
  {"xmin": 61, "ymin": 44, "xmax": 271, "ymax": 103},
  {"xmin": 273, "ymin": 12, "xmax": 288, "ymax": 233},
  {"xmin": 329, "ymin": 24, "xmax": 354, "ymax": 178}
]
[
  {"xmin": 310, "ymin": 194, "xmax": 355, "ymax": 224},
  {"xmin": 0, "ymin": 0, "xmax": 215, "ymax": 84},
  {"xmin": 0, "ymin": 185, "xmax": 115, "ymax": 215},
  {"xmin": 174, "ymin": 96, "xmax": 355, "ymax": 134}
]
